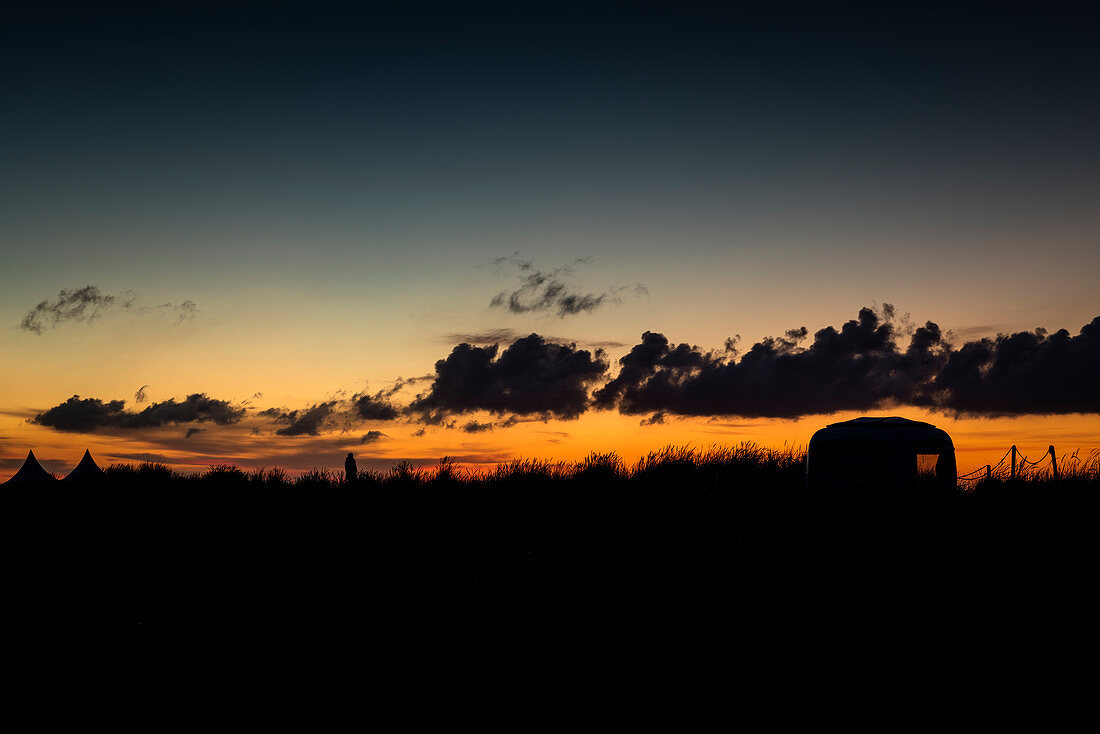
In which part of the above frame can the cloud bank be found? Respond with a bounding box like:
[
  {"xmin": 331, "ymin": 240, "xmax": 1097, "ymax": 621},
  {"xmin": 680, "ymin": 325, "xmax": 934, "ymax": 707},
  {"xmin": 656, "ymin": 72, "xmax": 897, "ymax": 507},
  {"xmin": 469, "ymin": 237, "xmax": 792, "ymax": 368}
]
[
  {"xmin": 28, "ymin": 308, "xmax": 1100, "ymax": 442},
  {"xmin": 917, "ymin": 317, "xmax": 1100, "ymax": 415},
  {"xmin": 596, "ymin": 308, "xmax": 1100, "ymax": 418},
  {"xmin": 33, "ymin": 394, "xmax": 245, "ymax": 432}
]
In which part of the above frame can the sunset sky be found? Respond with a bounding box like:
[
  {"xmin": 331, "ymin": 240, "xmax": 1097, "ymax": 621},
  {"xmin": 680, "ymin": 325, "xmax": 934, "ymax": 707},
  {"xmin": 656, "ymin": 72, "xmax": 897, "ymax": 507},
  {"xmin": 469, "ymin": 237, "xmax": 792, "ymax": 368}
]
[{"xmin": 3, "ymin": 2, "xmax": 1098, "ymax": 479}]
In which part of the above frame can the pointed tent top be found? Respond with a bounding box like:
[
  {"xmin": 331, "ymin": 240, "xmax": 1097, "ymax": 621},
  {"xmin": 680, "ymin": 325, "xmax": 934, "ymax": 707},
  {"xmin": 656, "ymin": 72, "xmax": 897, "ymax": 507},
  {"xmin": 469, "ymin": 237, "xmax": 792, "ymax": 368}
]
[
  {"xmin": 3, "ymin": 450, "xmax": 58, "ymax": 486},
  {"xmin": 64, "ymin": 449, "xmax": 104, "ymax": 482}
]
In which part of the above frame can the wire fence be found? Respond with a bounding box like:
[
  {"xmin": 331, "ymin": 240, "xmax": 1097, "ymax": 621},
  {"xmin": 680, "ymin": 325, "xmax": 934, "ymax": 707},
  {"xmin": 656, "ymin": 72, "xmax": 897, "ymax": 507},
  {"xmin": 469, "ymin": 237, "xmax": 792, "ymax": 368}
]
[{"xmin": 957, "ymin": 446, "xmax": 1100, "ymax": 487}]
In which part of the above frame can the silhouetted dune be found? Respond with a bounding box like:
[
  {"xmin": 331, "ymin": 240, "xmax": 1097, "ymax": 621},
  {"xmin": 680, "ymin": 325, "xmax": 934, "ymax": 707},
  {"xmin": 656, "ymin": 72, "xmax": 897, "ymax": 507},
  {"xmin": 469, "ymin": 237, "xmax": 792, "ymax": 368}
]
[
  {"xmin": 1, "ymin": 447, "xmax": 1095, "ymax": 634},
  {"xmin": 0, "ymin": 445, "xmax": 1094, "ymax": 720}
]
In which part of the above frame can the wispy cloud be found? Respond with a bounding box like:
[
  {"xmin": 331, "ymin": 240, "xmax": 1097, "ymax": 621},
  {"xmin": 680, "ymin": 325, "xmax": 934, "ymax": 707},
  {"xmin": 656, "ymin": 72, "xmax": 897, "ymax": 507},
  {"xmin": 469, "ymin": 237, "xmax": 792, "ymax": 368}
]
[
  {"xmin": 489, "ymin": 254, "xmax": 646, "ymax": 318},
  {"xmin": 441, "ymin": 328, "xmax": 523, "ymax": 346},
  {"xmin": 259, "ymin": 402, "xmax": 336, "ymax": 437},
  {"xmin": 106, "ymin": 452, "xmax": 175, "ymax": 464},
  {"xmin": 441, "ymin": 328, "xmax": 626, "ymax": 350},
  {"xmin": 19, "ymin": 286, "xmax": 197, "ymax": 334},
  {"xmin": 20, "ymin": 286, "xmax": 118, "ymax": 334}
]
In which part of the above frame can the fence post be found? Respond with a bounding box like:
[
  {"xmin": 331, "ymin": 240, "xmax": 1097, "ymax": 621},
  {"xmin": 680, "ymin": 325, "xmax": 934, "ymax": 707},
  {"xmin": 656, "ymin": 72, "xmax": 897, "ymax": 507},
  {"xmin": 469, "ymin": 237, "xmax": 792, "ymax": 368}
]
[
  {"xmin": 1011, "ymin": 445, "xmax": 1017, "ymax": 480},
  {"xmin": 985, "ymin": 465, "xmax": 991, "ymax": 481},
  {"xmin": 1049, "ymin": 445, "xmax": 1058, "ymax": 480}
]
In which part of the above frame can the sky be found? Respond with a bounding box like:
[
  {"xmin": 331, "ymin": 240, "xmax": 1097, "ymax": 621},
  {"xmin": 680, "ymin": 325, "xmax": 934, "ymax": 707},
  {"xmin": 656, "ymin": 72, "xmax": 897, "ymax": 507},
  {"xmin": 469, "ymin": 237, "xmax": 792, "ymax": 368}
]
[{"xmin": 2, "ymin": 1, "xmax": 1099, "ymax": 479}]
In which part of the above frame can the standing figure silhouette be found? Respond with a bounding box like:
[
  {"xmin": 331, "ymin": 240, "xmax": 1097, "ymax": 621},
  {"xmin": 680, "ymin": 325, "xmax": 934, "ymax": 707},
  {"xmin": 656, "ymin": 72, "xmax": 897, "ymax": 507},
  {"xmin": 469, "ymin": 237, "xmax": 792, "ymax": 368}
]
[{"xmin": 345, "ymin": 452, "xmax": 357, "ymax": 483}]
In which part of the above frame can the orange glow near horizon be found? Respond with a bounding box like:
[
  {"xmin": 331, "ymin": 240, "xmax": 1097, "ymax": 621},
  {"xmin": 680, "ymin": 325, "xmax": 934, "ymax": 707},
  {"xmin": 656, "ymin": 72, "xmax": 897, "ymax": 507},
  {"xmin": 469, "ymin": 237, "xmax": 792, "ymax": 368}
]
[{"xmin": 4, "ymin": 405, "xmax": 1098, "ymax": 482}]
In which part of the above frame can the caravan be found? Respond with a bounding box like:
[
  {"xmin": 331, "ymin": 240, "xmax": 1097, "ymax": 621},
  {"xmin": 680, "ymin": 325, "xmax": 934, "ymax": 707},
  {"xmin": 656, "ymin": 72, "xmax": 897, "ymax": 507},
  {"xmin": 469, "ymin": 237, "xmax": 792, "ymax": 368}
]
[{"xmin": 806, "ymin": 417, "xmax": 957, "ymax": 495}]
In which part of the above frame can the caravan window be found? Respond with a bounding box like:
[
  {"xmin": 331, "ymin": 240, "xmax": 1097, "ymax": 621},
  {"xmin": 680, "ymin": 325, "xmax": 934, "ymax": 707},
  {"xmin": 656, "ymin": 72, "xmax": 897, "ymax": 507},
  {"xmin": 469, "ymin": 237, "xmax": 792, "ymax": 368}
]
[
  {"xmin": 916, "ymin": 453, "xmax": 940, "ymax": 478},
  {"xmin": 914, "ymin": 451, "xmax": 956, "ymax": 484}
]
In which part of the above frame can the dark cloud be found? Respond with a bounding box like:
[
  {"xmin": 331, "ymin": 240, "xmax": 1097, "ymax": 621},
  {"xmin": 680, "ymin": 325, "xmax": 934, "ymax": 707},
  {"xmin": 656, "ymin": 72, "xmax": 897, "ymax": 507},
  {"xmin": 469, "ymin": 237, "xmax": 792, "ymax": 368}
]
[
  {"xmin": 595, "ymin": 308, "xmax": 1100, "ymax": 418},
  {"xmin": 917, "ymin": 317, "xmax": 1100, "ymax": 415},
  {"xmin": 593, "ymin": 331, "xmax": 724, "ymax": 411},
  {"xmin": 30, "ymin": 309, "xmax": 1098, "ymax": 449},
  {"xmin": 260, "ymin": 402, "xmax": 336, "ymax": 437},
  {"xmin": 595, "ymin": 307, "xmax": 949, "ymax": 418},
  {"xmin": 32, "ymin": 394, "xmax": 246, "ymax": 432},
  {"xmin": 360, "ymin": 430, "xmax": 387, "ymax": 444},
  {"xmin": 135, "ymin": 385, "xmax": 150, "ymax": 403},
  {"xmin": 121, "ymin": 394, "xmax": 246, "ymax": 428},
  {"xmin": 489, "ymin": 255, "xmax": 645, "ymax": 318},
  {"xmin": 19, "ymin": 286, "xmax": 197, "ymax": 334},
  {"xmin": 32, "ymin": 396, "xmax": 127, "ymax": 432},
  {"xmin": 352, "ymin": 392, "xmax": 400, "ymax": 421},
  {"xmin": 256, "ymin": 387, "xmax": 401, "ymax": 438},
  {"xmin": 410, "ymin": 333, "xmax": 609, "ymax": 421}
]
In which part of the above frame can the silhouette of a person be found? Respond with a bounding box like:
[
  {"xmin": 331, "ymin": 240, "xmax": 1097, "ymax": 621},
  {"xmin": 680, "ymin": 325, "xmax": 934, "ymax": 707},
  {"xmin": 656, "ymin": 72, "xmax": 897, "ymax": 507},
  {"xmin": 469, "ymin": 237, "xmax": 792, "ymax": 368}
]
[{"xmin": 345, "ymin": 452, "xmax": 357, "ymax": 483}]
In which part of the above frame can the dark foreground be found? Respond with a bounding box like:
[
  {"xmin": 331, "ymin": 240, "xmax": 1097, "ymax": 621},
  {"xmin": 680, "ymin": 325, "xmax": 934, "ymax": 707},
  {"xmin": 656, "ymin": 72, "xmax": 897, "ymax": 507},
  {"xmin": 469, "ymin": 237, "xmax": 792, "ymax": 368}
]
[{"xmin": 2, "ymin": 459, "xmax": 1096, "ymax": 719}]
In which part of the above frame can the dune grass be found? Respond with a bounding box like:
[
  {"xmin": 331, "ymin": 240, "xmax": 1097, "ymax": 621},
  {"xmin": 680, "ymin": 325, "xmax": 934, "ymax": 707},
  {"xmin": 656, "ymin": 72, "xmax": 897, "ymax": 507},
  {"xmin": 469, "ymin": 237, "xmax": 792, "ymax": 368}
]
[
  {"xmin": 5, "ymin": 440, "xmax": 1097, "ymax": 645},
  {"xmin": 97, "ymin": 441, "xmax": 1097, "ymax": 489}
]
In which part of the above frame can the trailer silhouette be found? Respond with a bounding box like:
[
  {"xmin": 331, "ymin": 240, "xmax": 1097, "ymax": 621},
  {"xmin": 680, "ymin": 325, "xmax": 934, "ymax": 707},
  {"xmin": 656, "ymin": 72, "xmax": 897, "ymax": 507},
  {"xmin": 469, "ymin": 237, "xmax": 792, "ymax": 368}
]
[{"xmin": 806, "ymin": 417, "xmax": 957, "ymax": 494}]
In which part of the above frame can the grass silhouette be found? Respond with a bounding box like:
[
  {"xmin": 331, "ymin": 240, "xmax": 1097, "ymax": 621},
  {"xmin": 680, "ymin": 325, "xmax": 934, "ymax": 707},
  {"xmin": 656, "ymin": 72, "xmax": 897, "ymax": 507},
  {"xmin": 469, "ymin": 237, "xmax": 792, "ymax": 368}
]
[
  {"xmin": 1, "ymin": 436, "xmax": 1096, "ymax": 690},
  {"xmin": 89, "ymin": 441, "xmax": 1098, "ymax": 488}
]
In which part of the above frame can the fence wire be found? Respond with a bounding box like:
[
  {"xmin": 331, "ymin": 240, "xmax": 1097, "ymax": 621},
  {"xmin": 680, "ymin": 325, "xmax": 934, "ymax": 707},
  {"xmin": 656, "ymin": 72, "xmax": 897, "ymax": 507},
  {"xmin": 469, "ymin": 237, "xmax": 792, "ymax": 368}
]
[{"xmin": 958, "ymin": 446, "xmax": 1100, "ymax": 486}]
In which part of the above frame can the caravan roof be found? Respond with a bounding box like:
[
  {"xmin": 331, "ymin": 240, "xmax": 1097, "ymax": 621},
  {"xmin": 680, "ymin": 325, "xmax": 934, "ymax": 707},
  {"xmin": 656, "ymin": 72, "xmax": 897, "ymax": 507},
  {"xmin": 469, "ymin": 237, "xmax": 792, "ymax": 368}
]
[{"xmin": 812, "ymin": 416, "xmax": 954, "ymax": 449}]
